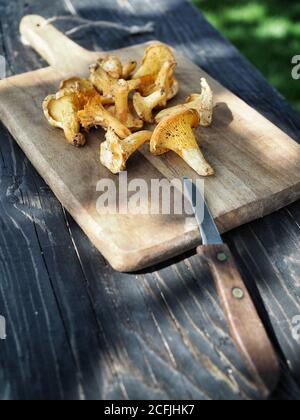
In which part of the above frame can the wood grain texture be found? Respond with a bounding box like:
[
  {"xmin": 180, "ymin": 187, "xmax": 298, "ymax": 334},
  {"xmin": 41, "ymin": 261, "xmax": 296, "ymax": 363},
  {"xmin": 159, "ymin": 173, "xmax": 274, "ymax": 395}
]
[
  {"xmin": 0, "ymin": 0, "xmax": 299, "ymax": 401},
  {"xmin": 0, "ymin": 15, "xmax": 300, "ymax": 272}
]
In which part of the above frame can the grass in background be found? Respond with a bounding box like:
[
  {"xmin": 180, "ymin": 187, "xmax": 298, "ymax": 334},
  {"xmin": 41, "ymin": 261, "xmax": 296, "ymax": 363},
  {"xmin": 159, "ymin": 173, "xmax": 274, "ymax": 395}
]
[{"xmin": 191, "ymin": 0, "xmax": 300, "ymax": 112}]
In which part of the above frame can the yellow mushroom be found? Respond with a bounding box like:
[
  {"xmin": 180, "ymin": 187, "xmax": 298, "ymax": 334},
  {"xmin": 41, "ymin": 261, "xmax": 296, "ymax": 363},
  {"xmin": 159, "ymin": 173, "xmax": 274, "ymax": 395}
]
[
  {"xmin": 167, "ymin": 77, "xmax": 179, "ymax": 101},
  {"xmin": 127, "ymin": 74, "xmax": 156, "ymax": 92},
  {"xmin": 133, "ymin": 43, "xmax": 176, "ymax": 79},
  {"xmin": 155, "ymin": 60, "xmax": 177, "ymax": 106},
  {"xmin": 142, "ymin": 60, "xmax": 177, "ymax": 105},
  {"xmin": 133, "ymin": 88, "xmax": 167, "ymax": 123},
  {"xmin": 43, "ymin": 90, "xmax": 86, "ymax": 147},
  {"xmin": 97, "ymin": 56, "xmax": 137, "ymax": 80},
  {"xmin": 59, "ymin": 77, "xmax": 95, "ymax": 93},
  {"xmin": 89, "ymin": 61, "xmax": 154, "ymax": 114},
  {"xmin": 110, "ymin": 79, "xmax": 144, "ymax": 131},
  {"xmin": 89, "ymin": 62, "xmax": 118, "ymax": 98},
  {"xmin": 155, "ymin": 78, "xmax": 213, "ymax": 126},
  {"xmin": 150, "ymin": 109, "xmax": 214, "ymax": 176},
  {"xmin": 98, "ymin": 55, "xmax": 123, "ymax": 79},
  {"xmin": 122, "ymin": 60, "xmax": 137, "ymax": 79},
  {"xmin": 100, "ymin": 128, "xmax": 152, "ymax": 174},
  {"xmin": 59, "ymin": 77, "xmax": 101, "ymax": 108},
  {"xmin": 78, "ymin": 95, "xmax": 131, "ymax": 139}
]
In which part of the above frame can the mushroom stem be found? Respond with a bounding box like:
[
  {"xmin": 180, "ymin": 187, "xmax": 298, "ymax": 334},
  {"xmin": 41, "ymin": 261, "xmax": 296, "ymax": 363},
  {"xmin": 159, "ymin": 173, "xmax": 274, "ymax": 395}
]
[
  {"xmin": 133, "ymin": 89, "xmax": 167, "ymax": 123},
  {"xmin": 78, "ymin": 95, "xmax": 131, "ymax": 139},
  {"xmin": 122, "ymin": 60, "xmax": 137, "ymax": 79},
  {"xmin": 112, "ymin": 79, "xmax": 144, "ymax": 130},
  {"xmin": 100, "ymin": 129, "xmax": 152, "ymax": 174},
  {"xmin": 114, "ymin": 80, "xmax": 130, "ymax": 124},
  {"xmin": 154, "ymin": 60, "xmax": 176, "ymax": 106},
  {"xmin": 175, "ymin": 144, "xmax": 214, "ymax": 177}
]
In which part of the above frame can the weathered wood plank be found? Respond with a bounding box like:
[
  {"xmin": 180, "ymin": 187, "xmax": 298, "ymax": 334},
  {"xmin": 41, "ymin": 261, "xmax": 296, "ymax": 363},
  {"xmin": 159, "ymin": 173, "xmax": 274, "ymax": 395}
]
[{"xmin": 0, "ymin": 0, "xmax": 299, "ymax": 400}]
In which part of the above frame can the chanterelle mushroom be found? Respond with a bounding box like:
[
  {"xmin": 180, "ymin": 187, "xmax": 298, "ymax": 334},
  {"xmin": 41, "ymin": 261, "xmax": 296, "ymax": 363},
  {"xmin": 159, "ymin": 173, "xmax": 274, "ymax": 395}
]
[
  {"xmin": 167, "ymin": 77, "xmax": 180, "ymax": 102},
  {"xmin": 78, "ymin": 95, "xmax": 131, "ymax": 139},
  {"xmin": 43, "ymin": 89, "xmax": 86, "ymax": 147},
  {"xmin": 142, "ymin": 60, "xmax": 177, "ymax": 106},
  {"xmin": 98, "ymin": 55, "xmax": 123, "ymax": 79},
  {"xmin": 59, "ymin": 77, "xmax": 101, "ymax": 107},
  {"xmin": 155, "ymin": 78, "xmax": 213, "ymax": 126},
  {"xmin": 133, "ymin": 43, "xmax": 176, "ymax": 79},
  {"xmin": 59, "ymin": 77, "xmax": 95, "ymax": 93},
  {"xmin": 122, "ymin": 60, "xmax": 137, "ymax": 79},
  {"xmin": 100, "ymin": 128, "xmax": 152, "ymax": 174},
  {"xmin": 90, "ymin": 60, "xmax": 154, "ymax": 109},
  {"xmin": 110, "ymin": 79, "xmax": 144, "ymax": 130},
  {"xmin": 89, "ymin": 62, "xmax": 118, "ymax": 99},
  {"xmin": 155, "ymin": 60, "xmax": 178, "ymax": 106},
  {"xmin": 97, "ymin": 55, "xmax": 138, "ymax": 80},
  {"xmin": 150, "ymin": 109, "xmax": 214, "ymax": 176},
  {"xmin": 133, "ymin": 88, "xmax": 167, "ymax": 123}
]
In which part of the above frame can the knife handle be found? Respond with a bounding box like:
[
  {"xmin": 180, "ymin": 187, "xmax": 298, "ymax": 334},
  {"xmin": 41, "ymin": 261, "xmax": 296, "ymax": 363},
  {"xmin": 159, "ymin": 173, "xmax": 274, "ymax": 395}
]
[{"xmin": 197, "ymin": 243, "xmax": 280, "ymax": 398}]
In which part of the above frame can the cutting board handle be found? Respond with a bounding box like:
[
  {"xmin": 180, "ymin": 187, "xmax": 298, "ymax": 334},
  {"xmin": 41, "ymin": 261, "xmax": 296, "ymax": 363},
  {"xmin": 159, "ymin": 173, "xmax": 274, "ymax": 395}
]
[{"xmin": 20, "ymin": 15, "xmax": 94, "ymax": 73}]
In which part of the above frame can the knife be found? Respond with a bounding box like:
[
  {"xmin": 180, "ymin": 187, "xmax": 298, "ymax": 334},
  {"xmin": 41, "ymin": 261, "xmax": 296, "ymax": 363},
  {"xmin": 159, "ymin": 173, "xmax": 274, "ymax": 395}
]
[{"xmin": 183, "ymin": 177, "xmax": 280, "ymax": 398}]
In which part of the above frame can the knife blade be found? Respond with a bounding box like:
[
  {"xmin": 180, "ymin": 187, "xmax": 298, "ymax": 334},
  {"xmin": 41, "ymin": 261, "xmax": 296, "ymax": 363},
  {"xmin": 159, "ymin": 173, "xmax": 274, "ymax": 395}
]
[
  {"xmin": 183, "ymin": 177, "xmax": 223, "ymax": 245},
  {"xmin": 183, "ymin": 177, "xmax": 280, "ymax": 398}
]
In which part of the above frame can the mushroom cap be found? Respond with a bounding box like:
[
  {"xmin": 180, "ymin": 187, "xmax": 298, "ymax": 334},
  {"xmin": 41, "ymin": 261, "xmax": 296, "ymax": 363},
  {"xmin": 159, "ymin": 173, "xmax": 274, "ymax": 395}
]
[
  {"xmin": 43, "ymin": 90, "xmax": 86, "ymax": 147},
  {"xmin": 133, "ymin": 43, "xmax": 176, "ymax": 79},
  {"xmin": 151, "ymin": 109, "xmax": 200, "ymax": 155},
  {"xmin": 43, "ymin": 90, "xmax": 80, "ymax": 129},
  {"xmin": 98, "ymin": 55, "xmax": 123, "ymax": 79},
  {"xmin": 59, "ymin": 77, "xmax": 95, "ymax": 92},
  {"xmin": 150, "ymin": 109, "xmax": 214, "ymax": 176},
  {"xmin": 89, "ymin": 62, "xmax": 118, "ymax": 98},
  {"xmin": 58, "ymin": 77, "xmax": 99, "ymax": 109}
]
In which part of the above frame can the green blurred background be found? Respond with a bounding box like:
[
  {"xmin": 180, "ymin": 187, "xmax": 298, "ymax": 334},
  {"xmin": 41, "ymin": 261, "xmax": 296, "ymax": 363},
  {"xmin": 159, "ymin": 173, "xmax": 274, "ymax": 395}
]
[{"xmin": 191, "ymin": 0, "xmax": 300, "ymax": 112}]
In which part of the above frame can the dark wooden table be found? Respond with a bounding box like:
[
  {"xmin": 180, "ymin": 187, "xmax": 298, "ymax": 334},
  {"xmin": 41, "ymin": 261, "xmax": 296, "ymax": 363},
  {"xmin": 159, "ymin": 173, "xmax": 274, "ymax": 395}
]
[{"xmin": 0, "ymin": 0, "xmax": 299, "ymax": 401}]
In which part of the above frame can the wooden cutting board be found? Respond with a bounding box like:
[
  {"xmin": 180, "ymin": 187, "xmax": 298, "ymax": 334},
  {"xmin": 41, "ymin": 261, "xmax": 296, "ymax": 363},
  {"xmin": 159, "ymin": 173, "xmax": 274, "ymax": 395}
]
[{"xmin": 0, "ymin": 15, "xmax": 299, "ymax": 272}]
